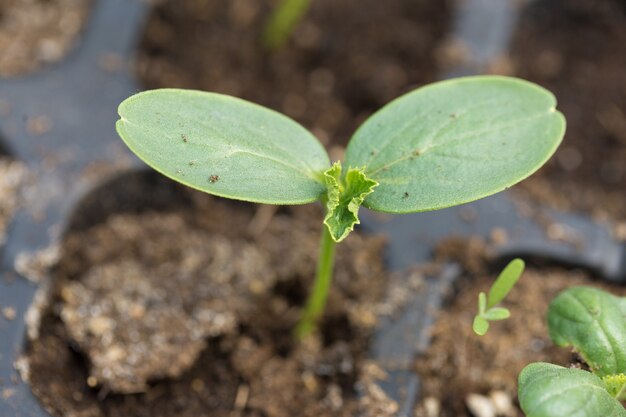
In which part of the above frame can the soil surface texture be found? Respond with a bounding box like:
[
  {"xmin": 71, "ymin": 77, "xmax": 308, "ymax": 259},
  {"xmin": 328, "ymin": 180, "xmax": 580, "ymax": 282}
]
[
  {"xmin": 0, "ymin": 156, "xmax": 26, "ymax": 247},
  {"xmin": 509, "ymin": 0, "xmax": 626, "ymax": 224},
  {"xmin": 0, "ymin": 0, "xmax": 92, "ymax": 77},
  {"xmin": 413, "ymin": 238, "xmax": 626, "ymax": 417},
  {"xmin": 24, "ymin": 180, "xmax": 409, "ymax": 417},
  {"xmin": 137, "ymin": 0, "xmax": 451, "ymax": 148}
]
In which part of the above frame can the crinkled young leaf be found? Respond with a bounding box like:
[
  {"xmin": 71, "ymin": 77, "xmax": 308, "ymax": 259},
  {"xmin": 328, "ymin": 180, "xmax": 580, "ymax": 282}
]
[
  {"xmin": 548, "ymin": 287, "xmax": 626, "ymax": 376},
  {"xmin": 344, "ymin": 76, "xmax": 565, "ymax": 213},
  {"xmin": 487, "ymin": 258, "xmax": 525, "ymax": 308},
  {"xmin": 603, "ymin": 374, "xmax": 626, "ymax": 400},
  {"xmin": 117, "ymin": 89, "xmax": 330, "ymax": 204},
  {"xmin": 323, "ymin": 162, "xmax": 378, "ymax": 242},
  {"xmin": 519, "ymin": 363, "xmax": 626, "ymax": 417}
]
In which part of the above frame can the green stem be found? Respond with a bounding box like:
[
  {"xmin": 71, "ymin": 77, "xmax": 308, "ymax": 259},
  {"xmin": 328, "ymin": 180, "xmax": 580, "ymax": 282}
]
[
  {"xmin": 295, "ymin": 224, "xmax": 336, "ymax": 339},
  {"xmin": 262, "ymin": 0, "xmax": 311, "ymax": 51}
]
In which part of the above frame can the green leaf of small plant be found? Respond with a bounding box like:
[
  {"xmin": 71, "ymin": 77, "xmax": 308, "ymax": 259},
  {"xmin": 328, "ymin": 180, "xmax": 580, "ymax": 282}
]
[
  {"xmin": 478, "ymin": 291, "xmax": 487, "ymax": 314},
  {"xmin": 518, "ymin": 363, "xmax": 626, "ymax": 417},
  {"xmin": 548, "ymin": 286, "xmax": 626, "ymax": 377},
  {"xmin": 472, "ymin": 316, "xmax": 489, "ymax": 336},
  {"xmin": 116, "ymin": 89, "xmax": 330, "ymax": 205},
  {"xmin": 487, "ymin": 258, "xmax": 525, "ymax": 308},
  {"xmin": 472, "ymin": 259, "xmax": 524, "ymax": 336},
  {"xmin": 345, "ymin": 76, "xmax": 565, "ymax": 213},
  {"xmin": 483, "ymin": 307, "xmax": 510, "ymax": 321},
  {"xmin": 322, "ymin": 162, "xmax": 378, "ymax": 242}
]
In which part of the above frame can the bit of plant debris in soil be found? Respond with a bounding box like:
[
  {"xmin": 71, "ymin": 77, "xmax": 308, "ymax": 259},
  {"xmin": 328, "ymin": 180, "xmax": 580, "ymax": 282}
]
[
  {"xmin": 0, "ymin": 157, "xmax": 27, "ymax": 247},
  {"xmin": 137, "ymin": 0, "xmax": 450, "ymax": 147},
  {"xmin": 508, "ymin": 0, "xmax": 626, "ymax": 224},
  {"xmin": 24, "ymin": 182, "xmax": 416, "ymax": 417},
  {"xmin": 0, "ymin": 0, "xmax": 92, "ymax": 77},
  {"xmin": 413, "ymin": 237, "xmax": 626, "ymax": 417}
]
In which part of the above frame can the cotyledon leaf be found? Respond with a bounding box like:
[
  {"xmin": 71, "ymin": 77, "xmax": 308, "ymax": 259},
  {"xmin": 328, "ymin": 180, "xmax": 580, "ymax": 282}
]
[
  {"xmin": 548, "ymin": 286, "xmax": 626, "ymax": 376},
  {"xmin": 117, "ymin": 89, "xmax": 330, "ymax": 204},
  {"xmin": 518, "ymin": 363, "xmax": 626, "ymax": 417},
  {"xmin": 344, "ymin": 76, "xmax": 566, "ymax": 213}
]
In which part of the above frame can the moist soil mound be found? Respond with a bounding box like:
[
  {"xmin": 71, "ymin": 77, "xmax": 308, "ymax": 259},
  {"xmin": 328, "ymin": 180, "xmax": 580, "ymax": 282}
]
[
  {"xmin": 0, "ymin": 0, "xmax": 92, "ymax": 76},
  {"xmin": 137, "ymin": 0, "xmax": 451, "ymax": 148},
  {"xmin": 25, "ymin": 181, "xmax": 403, "ymax": 417},
  {"xmin": 413, "ymin": 238, "xmax": 626, "ymax": 417},
  {"xmin": 510, "ymin": 0, "xmax": 626, "ymax": 223}
]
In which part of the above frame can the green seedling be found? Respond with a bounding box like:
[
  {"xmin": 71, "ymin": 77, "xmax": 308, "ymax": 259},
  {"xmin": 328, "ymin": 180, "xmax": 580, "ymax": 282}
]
[
  {"xmin": 115, "ymin": 75, "xmax": 565, "ymax": 339},
  {"xmin": 519, "ymin": 286, "xmax": 626, "ymax": 417},
  {"xmin": 263, "ymin": 0, "xmax": 310, "ymax": 50},
  {"xmin": 473, "ymin": 258, "xmax": 525, "ymax": 336}
]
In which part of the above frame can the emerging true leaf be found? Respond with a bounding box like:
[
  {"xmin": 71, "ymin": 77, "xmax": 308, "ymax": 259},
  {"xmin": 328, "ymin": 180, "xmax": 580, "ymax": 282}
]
[
  {"xmin": 323, "ymin": 162, "xmax": 378, "ymax": 242},
  {"xmin": 344, "ymin": 76, "xmax": 566, "ymax": 213},
  {"xmin": 603, "ymin": 374, "xmax": 626, "ymax": 400},
  {"xmin": 116, "ymin": 89, "xmax": 330, "ymax": 205},
  {"xmin": 548, "ymin": 286, "xmax": 626, "ymax": 377},
  {"xmin": 487, "ymin": 258, "xmax": 525, "ymax": 308},
  {"xmin": 519, "ymin": 363, "xmax": 626, "ymax": 417}
]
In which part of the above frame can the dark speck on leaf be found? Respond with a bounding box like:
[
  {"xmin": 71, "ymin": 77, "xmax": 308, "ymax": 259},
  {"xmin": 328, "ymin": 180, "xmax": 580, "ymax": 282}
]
[
  {"xmin": 209, "ymin": 175, "xmax": 219, "ymax": 183},
  {"xmin": 189, "ymin": 160, "xmax": 197, "ymax": 166},
  {"xmin": 370, "ymin": 150, "xmax": 376, "ymax": 156},
  {"xmin": 403, "ymin": 192, "xmax": 409, "ymax": 199},
  {"xmin": 450, "ymin": 113, "xmax": 456, "ymax": 118},
  {"xmin": 382, "ymin": 165, "xmax": 389, "ymax": 171},
  {"xmin": 181, "ymin": 134, "xmax": 188, "ymax": 143}
]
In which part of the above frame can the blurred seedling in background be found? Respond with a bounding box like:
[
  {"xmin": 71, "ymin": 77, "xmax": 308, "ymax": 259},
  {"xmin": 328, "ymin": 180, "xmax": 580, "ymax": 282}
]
[
  {"xmin": 473, "ymin": 258, "xmax": 525, "ymax": 336},
  {"xmin": 116, "ymin": 76, "xmax": 565, "ymax": 339},
  {"xmin": 263, "ymin": 0, "xmax": 310, "ymax": 50}
]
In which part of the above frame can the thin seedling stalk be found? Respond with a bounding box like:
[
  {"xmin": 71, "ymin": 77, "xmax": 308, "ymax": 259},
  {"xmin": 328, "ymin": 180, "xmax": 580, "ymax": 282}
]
[{"xmin": 295, "ymin": 221, "xmax": 336, "ymax": 338}]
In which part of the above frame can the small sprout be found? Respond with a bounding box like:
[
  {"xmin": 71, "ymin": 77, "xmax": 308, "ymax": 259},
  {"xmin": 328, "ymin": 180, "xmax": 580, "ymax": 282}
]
[{"xmin": 472, "ymin": 258, "xmax": 524, "ymax": 336}]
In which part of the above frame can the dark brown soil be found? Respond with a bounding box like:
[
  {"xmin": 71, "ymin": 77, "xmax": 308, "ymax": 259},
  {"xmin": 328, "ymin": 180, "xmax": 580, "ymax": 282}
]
[
  {"xmin": 509, "ymin": 0, "xmax": 626, "ymax": 224},
  {"xmin": 413, "ymin": 239, "xmax": 626, "ymax": 417},
  {"xmin": 24, "ymin": 179, "xmax": 403, "ymax": 417},
  {"xmin": 0, "ymin": 0, "xmax": 92, "ymax": 77},
  {"xmin": 137, "ymin": 0, "xmax": 451, "ymax": 148}
]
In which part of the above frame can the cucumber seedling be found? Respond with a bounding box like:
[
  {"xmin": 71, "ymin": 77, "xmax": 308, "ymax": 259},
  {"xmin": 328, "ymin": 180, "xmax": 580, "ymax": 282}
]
[
  {"xmin": 473, "ymin": 258, "xmax": 525, "ymax": 336},
  {"xmin": 518, "ymin": 286, "xmax": 626, "ymax": 417},
  {"xmin": 116, "ymin": 75, "xmax": 566, "ymax": 339}
]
